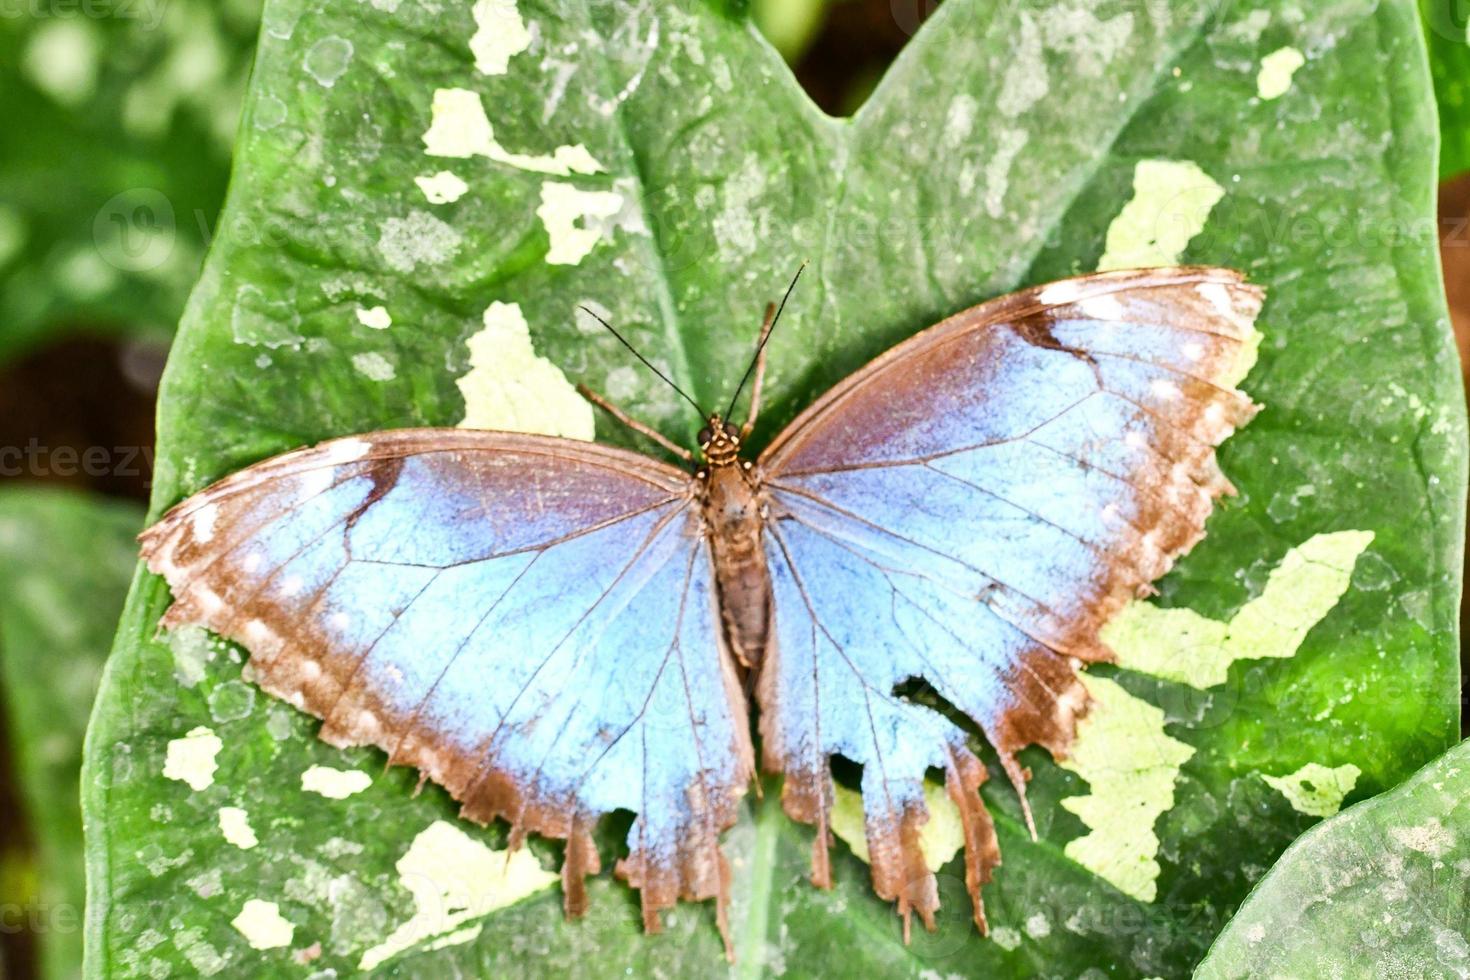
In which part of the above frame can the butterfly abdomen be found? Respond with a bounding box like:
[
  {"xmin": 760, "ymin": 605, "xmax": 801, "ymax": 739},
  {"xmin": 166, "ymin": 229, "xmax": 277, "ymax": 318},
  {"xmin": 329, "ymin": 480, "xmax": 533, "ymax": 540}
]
[{"xmin": 702, "ymin": 464, "xmax": 772, "ymax": 670}]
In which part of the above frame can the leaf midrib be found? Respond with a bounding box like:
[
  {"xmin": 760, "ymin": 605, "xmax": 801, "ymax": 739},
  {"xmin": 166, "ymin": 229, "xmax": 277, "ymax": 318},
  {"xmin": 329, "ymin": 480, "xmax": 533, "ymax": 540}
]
[
  {"xmin": 593, "ymin": 2, "xmax": 702, "ymax": 422},
  {"xmin": 722, "ymin": 3, "xmax": 1226, "ymax": 967}
]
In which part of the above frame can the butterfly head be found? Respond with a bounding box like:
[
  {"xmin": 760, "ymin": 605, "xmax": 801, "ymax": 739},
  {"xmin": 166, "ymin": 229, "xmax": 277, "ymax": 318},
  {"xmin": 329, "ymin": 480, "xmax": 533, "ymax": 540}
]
[{"xmin": 697, "ymin": 415, "xmax": 742, "ymax": 468}]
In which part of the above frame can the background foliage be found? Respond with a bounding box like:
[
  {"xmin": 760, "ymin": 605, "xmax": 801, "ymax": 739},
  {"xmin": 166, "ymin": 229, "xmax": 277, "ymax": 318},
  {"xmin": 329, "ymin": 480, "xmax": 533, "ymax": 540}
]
[
  {"xmin": 1420, "ymin": 0, "xmax": 1470, "ymax": 179},
  {"xmin": 0, "ymin": 490, "xmax": 141, "ymax": 980},
  {"xmin": 1198, "ymin": 736, "xmax": 1470, "ymax": 977},
  {"xmin": 0, "ymin": 0, "xmax": 259, "ymax": 363}
]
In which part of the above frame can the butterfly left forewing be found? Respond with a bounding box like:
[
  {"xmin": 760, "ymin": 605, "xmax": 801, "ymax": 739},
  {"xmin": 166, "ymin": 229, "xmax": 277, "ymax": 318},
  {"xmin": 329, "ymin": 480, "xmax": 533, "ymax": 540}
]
[
  {"xmin": 141, "ymin": 430, "xmax": 755, "ymax": 956},
  {"xmin": 756, "ymin": 267, "xmax": 1263, "ymax": 934}
]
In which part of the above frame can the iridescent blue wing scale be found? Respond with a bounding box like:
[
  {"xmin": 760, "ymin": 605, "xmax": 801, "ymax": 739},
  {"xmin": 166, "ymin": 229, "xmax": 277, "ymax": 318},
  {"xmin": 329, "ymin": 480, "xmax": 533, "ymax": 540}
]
[
  {"xmin": 756, "ymin": 267, "xmax": 1263, "ymax": 934},
  {"xmin": 140, "ymin": 430, "xmax": 755, "ymax": 952}
]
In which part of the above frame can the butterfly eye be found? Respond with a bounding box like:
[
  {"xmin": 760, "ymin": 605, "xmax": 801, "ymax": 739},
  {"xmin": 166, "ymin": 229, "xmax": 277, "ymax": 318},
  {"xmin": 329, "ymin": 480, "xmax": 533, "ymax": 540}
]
[
  {"xmin": 723, "ymin": 423, "xmax": 738, "ymax": 440},
  {"xmin": 697, "ymin": 427, "xmax": 712, "ymax": 445}
]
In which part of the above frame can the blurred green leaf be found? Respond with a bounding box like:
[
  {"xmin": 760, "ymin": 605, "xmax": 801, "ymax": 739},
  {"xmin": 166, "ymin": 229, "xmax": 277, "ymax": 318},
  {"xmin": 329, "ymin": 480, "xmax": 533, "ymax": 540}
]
[
  {"xmin": 1420, "ymin": 0, "xmax": 1470, "ymax": 178},
  {"xmin": 84, "ymin": 0, "xmax": 1462, "ymax": 976},
  {"xmin": 1198, "ymin": 736, "xmax": 1470, "ymax": 977},
  {"xmin": 0, "ymin": 0, "xmax": 261, "ymax": 364},
  {"xmin": 0, "ymin": 488, "xmax": 142, "ymax": 980},
  {"xmin": 752, "ymin": 0, "xmax": 831, "ymax": 63}
]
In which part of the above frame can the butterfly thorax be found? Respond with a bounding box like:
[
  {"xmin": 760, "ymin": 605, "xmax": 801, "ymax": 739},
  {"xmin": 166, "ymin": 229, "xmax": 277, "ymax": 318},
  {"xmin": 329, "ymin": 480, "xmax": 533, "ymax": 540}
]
[{"xmin": 697, "ymin": 415, "xmax": 772, "ymax": 671}]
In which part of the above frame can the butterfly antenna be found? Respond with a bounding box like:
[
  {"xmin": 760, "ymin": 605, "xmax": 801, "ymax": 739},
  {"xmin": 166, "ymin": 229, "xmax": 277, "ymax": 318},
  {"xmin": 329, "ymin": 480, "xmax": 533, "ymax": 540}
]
[
  {"xmin": 579, "ymin": 306, "xmax": 707, "ymax": 417},
  {"xmin": 725, "ymin": 261, "xmax": 807, "ymax": 421}
]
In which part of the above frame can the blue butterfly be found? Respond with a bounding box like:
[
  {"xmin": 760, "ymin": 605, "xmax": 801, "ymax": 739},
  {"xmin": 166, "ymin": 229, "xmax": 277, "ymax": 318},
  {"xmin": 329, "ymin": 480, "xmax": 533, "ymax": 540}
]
[{"xmin": 140, "ymin": 266, "xmax": 1261, "ymax": 958}]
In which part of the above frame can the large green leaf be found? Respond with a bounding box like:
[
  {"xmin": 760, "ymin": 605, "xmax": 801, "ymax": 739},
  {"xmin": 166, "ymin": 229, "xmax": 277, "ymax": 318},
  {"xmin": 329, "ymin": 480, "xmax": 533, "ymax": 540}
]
[
  {"xmin": 0, "ymin": 489, "xmax": 142, "ymax": 980},
  {"xmin": 84, "ymin": 0, "xmax": 1464, "ymax": 976},
  {"xmin": 1197, "ymin": 736, "xmax": 1470, "ymax": 977},
  {"xmin": 0, "ymin": 0, "xmax": 260, "ymax": 362}
]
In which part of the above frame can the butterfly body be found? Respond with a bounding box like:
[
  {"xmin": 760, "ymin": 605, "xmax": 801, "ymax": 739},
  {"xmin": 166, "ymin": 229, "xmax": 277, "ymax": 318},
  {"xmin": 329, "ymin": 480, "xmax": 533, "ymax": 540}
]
[
  {"xmin": 697, "ymin": 416, "xmax": 773, "ymax": 671},
  {"xmin": 140, "ymin": 267, "xmax": 1265, "ymax": 961}
]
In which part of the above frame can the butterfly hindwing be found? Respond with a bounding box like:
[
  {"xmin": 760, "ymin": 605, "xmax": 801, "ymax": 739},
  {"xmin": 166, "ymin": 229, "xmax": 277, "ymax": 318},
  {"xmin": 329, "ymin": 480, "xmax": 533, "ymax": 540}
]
[
  {"xmin": 140, "ymin": 430, "xmax": 755, "ymax": 951},
  {"xmin": 757, "ymin": 267, "xmax": 1263, "ymax": 931}
]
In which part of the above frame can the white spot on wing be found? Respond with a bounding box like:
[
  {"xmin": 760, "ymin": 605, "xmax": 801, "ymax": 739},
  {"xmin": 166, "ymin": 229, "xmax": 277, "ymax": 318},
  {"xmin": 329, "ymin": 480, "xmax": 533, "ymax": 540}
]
[
  {"xmin": 190, "ymin": 504, "xmax": 219, "ymax": 544},
  {"xmin": 1078, "ymin": 294, "xmax": 1125, "ymax": 321},
  {"xmin": 324, "ymin": 438, "xmax": 371, "ymax": 465},
  {"xmin": 1037, "ymin": 280, "xmax": 1084, "ymax": 306},
  {"xmin": 243, "ymin": 619, "xmax": 281, "ymax": 650},
  {"xmin": 195, "ymin": 586, "xmax": 225, "ymax": 616},
  {"xmin": 1150, "ymin": 379, "xmax": 1182, "ymax": 402},
  {"xmin": 1196, "ymin": 281, "xmax": 1237, "ymax": 320}
]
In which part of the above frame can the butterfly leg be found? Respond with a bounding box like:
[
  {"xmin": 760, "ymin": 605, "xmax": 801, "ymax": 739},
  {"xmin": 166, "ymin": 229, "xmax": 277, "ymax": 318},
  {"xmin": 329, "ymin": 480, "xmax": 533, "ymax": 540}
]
[
  {"xmin": 576, "ymin": 383, "xmax": 694, "ymax": 463},
  {"xmin": 740, "ymin": 302, "xmax": 777, "ymax": 440}
]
